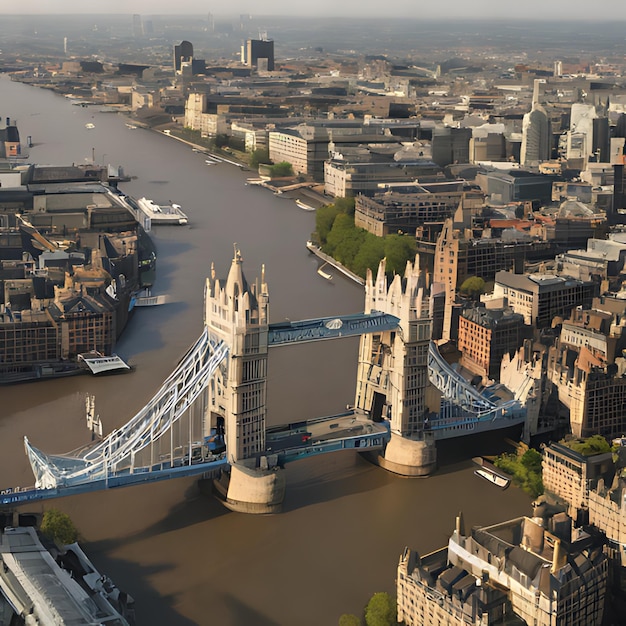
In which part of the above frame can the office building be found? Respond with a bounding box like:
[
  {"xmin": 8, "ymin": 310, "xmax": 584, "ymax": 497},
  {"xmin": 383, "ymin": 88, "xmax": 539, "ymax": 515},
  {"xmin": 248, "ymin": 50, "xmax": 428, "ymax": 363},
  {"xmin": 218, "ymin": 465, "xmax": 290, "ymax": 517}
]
[
  {"xmin": 431, "ymin": 127, "xmax": 471, "ymax": 167},
  {"xmin": 542, "ymin": 441, "xmax": 614, "ymax": 515},
  {"xmin": 244, "ymin": 38, "xmax": 275, "ymax": 72},
  {"xmin": 354, "ymin": 182, "xmax": 482, "ymax": 238},
  {"xmin": 492, "ymin": 271, "xmax": 596, "ymax": 328},
  {"xmin": 173, "ymin": 40, "xmax": 193, "ymax": 73},
  {"xmin": 520, "ymin": 104, "xmax": 551, "ymax": 165},
  {"xmin": 457, "ymin": 306, "xmax": 526, "ymax": 381}
]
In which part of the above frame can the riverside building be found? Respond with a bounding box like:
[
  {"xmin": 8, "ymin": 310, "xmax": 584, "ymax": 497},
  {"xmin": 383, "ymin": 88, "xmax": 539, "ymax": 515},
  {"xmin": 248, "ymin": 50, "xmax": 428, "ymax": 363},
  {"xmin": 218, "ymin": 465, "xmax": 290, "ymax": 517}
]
[{"xmin": 397, "ymin": 513, "xmax": 608, "ymax": 626}]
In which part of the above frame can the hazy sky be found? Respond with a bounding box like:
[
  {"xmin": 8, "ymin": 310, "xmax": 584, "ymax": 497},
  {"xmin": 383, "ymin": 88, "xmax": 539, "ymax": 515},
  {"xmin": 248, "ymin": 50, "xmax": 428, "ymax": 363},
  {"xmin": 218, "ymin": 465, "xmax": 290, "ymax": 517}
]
[{"xmin": 3, "ymin": 1, "xmax": 625, "ymax": 19}]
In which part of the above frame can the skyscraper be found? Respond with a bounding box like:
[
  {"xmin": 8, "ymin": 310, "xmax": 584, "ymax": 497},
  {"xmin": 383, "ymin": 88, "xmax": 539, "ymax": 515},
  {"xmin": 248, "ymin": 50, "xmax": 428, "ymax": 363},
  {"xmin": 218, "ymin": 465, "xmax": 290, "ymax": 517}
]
[
  {"xmin": 520, "ymin": 104, "xmax": 551, "ymax": 165},
  {"xmin": 244, "ymin": 37, "xmax": 274, "ymax": 71},
  {"xmin": 132, "ymin": 14, "xmax": 143, "ymax": 39},
  {"xmin": 173, "ymin": 40, "xmax": 193, "ymax": 73}
]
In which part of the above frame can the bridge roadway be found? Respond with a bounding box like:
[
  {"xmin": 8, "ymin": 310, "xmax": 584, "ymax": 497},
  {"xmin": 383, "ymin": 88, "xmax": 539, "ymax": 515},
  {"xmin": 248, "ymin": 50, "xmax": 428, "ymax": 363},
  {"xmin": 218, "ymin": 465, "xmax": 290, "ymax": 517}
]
[
  {"xmin": 1, "ymin": 415, "xmax": 389, "ymax": 508},
  {"xmin": 266, "ymin": 412, "xmax": 390, "ymax": 464}
]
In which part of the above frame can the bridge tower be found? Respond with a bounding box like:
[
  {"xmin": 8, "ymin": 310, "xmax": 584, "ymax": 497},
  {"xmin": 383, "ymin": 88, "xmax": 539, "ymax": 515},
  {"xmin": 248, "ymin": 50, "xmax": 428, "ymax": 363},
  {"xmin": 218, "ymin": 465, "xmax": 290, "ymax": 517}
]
[
  {"xmin": 204, "ymin": 247, "xmax": 285, "ymax": 512},
  {"xmin": 354, "ymin": 256, "xmax": 437, "ymax": 476}
]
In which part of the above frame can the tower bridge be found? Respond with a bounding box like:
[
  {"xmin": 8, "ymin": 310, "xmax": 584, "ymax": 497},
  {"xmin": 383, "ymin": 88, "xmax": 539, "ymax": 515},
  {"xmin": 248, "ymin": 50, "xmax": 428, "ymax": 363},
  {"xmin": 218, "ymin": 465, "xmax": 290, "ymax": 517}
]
[{"xmin": 1, "ymin": 249, "xmax": 525, "ymax": 513}]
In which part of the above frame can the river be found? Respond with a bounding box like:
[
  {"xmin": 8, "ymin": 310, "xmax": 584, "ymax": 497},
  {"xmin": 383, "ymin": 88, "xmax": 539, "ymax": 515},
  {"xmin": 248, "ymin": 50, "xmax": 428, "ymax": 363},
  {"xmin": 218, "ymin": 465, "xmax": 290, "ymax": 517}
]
[{"xmin": 0, "ymin": 75, "xmax": 531, "ymax": 626}]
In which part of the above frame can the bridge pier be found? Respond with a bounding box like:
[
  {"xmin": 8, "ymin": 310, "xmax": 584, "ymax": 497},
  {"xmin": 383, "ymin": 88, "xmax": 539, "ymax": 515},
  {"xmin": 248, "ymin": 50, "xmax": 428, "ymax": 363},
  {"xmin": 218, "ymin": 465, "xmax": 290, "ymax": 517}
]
[
  {"xmin": 373, "ymin": 432, "xmax": 437, "ymax": 477},
  {"xmin": 212, "ymin": 460, "xmax": 286, "ymax": 514}
]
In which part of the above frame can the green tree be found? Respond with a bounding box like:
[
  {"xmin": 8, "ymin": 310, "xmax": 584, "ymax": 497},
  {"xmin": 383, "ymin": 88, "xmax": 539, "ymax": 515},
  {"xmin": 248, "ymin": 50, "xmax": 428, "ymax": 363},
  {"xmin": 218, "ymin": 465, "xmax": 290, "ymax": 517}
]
[
  {"xmin": 334, "ymin": 196, "xmax": 356, "ymax": 217},
  {"xmin": 249, "ymin": 148, "xmax": 271, "ymax": 169},
  {"xmin": 567, "ymin": 435, "xmax": 611, "ymax": 456},
  {"xmin": 459, "ymin": 276, "xmax": 486, "ymax": 298},
  {"xmin": 494, "ymin": 447, "xmax": 544, "ymax": 498},
  {"xmin": 521, "ymin": 448, "xmax": 542, "ymax": 474},
  {"xmin": 269, "ymin": 161, "xmax": 293, "ymax": 178},
  {"xmin": 365, "ymin": 592, "xmax": 396, "ymax": 626},
  {"xmin": 353, "ymin": 234, "xmax": 385, "ymax": 278},
  {"xmin": 339, "ymin": 615, "xmax": 361, "ymax": 626},
  {"xmin": 383, "ymin": 234, "xmax": 416, "ymax": 275},
  {"xmin": 316, "ymin": 203, "xmax": 342, "ymax": 244},
  {"xmin": 40, "ymin": 508, "xmax": 79, "ymax": 545},
  {"xmin": 325, "ymin": 212, "xmax": 354, "ymax": 255}
]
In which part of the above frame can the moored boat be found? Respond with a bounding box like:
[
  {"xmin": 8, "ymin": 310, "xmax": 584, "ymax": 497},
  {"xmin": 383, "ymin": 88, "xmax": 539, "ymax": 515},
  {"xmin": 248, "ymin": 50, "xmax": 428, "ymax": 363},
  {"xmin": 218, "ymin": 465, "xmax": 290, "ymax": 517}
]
[
  {"xmin": 317, "ymin": 263, "xmax": 332, "ymax": 280},
  {"xmin": 296, "ymin": 198, "xmax": 316, "ymax": 211},
  {"xmin": 136, "ymin": 197, "xmax": 189, "ymax": 225},
  {"xmin": 78, "ymin": 352, "xmax": 131, "ymax": 375},
  {"xmin": 472, "ymin": 457, "xmax": 511, "ymax": 489}
]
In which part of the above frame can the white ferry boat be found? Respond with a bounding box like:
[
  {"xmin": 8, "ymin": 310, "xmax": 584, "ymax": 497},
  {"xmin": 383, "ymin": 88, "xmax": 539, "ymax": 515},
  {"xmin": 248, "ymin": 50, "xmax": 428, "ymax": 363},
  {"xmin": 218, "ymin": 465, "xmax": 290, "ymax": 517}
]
[{"xmin": 136, "ymin": 197, "xmax": 189, "ymax": 225}]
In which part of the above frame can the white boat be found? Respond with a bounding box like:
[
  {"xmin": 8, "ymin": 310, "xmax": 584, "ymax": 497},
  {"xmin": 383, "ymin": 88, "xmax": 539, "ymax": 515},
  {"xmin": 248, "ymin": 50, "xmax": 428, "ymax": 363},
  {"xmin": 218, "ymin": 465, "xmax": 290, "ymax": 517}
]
[
  {"xmin": 474, "ymin": 468, "xmax": 510, "ymax": 489},
  {"xmin": 78, "ymin": 353, "xmax": 131, "ymax": 375},
  {"xmin": 317, "ymin": 263, "xmax": 332, "ymax": 280},
  {"xmin": 472, "ymin": 457, "xmax": 511, "ymax": 489},
  {"xmin": 296, "ymin": 198, "xmax": 316, "ymax": 211},
  {"xmin": 136, "ymin": 197, "xmax": 189, "ymax": 225},
  {"xmin": 85, "ymin": 123, "xmax": 95, "ymax": 129},
  {"xmin": 125, "ymin": 123, "xmax": 137, "ymax": 129}
]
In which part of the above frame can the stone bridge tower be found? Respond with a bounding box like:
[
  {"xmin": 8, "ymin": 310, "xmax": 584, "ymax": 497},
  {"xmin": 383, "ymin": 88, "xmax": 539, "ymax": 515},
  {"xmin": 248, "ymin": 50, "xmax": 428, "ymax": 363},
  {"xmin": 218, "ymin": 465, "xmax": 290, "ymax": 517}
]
[
  {"xmin": 354, "ymin": 256, "xmax": 437, "ymax": 476},
  {"xmin": 205, "ymin": 248, "xmax": 284, "ymax": 512}
]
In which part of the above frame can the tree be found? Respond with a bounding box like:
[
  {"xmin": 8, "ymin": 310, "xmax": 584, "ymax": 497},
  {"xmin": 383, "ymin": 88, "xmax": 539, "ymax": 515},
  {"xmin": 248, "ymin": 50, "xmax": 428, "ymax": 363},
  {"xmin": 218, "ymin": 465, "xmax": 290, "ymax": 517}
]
[
  {"xmin": 383, "ymin": 234, "xmax": 416, "ymax": 276},
  {"xmin": 339, "ymin": 615, "xmax": 361, "ymax": 626},
  {"xmin": 364, "ymin": 592, "xmax": 396, "ymax": 626},
  {"xmin": 316, "ymin": 203, "xmax": 342, "ymax": 245},
  {"xmin": 459, "ymin": 276, "xmax": 485, "ymax": 299},
  {"xmin": 567, "ymin": 435, "xmax": 611, "ymax": 456},
  {"xmin": 249, "ymin": 148, "xmax": 271, "ymax": 169},
  {"xmin": 327, "ymin": 214, "xmax": 366, "ymax": 266},
  {"xmin": 269, "ymin": 161, "xmax": 293, "ymax": 178},
  {"xmin": 521, "ymin": 448, "xmax": 542, "ymax": 474},
  {"xmin": 353, "ymin": 234, "xmax": 385, "ymax": 278},
  {"xmin": 40, "ymin": 508, "xmax": 79, "ymax": 545},
  {"xmin": 334, "ymin": 196, "xmax": 356, "ymax": 217}
]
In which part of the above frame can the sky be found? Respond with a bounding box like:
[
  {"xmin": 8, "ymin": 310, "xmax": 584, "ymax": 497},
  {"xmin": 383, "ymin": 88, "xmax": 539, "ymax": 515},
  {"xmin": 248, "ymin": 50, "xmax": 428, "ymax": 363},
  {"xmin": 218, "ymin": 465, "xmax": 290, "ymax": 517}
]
[{"xmin": 3, "ymin": 1, "xmax": 626, "ymax": 19}]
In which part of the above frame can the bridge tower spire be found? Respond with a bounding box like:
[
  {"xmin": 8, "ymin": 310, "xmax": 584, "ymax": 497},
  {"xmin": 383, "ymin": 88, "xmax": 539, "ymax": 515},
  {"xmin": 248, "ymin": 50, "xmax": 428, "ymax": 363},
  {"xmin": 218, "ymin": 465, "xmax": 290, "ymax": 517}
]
[
  {"xmin": 354, "ymin": 256, "xmax": 437, "ymax": 476},
  {"xmin": 205, "ymin": 247, "xmax": 284, "ymax": 512}
]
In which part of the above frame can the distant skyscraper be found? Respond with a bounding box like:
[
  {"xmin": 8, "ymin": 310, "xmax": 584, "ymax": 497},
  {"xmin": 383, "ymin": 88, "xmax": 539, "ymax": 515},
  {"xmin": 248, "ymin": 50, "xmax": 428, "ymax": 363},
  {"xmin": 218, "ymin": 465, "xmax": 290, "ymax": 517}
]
[
  {"xmin": 132, "ymin": 14, "xmax": 143, "ymax": 39},
  {"xmin": 63, "ymin": 37, "xmax": 67, "ymax": 55},
  {"xmin": 568, "ymin": 102, "xmax": 597, "ymax": 160},
  {"xmin": 244, "ymin": 37, "xmax": 274, "ymax": 71},
  {"xmin": 554, "ymin": 60, "xmax": 563, "ymax": 77},
  {"xmin": 532, "ymin": 78, "xmax": 545, "ymax": 106},
  {"xmin": 143, "ymin": 18, "xmax": 153, "ymax": 36},
  {"xmin": 173, "ymin": 40, "xmax": 194, "ymax": 73},
  {"xmin": 208, "ymin": 13, "xmax": 214, "ymax": 32},
  {"xmin": 521, "ymin": 104, "xmax": 551, "ymax": 165}
]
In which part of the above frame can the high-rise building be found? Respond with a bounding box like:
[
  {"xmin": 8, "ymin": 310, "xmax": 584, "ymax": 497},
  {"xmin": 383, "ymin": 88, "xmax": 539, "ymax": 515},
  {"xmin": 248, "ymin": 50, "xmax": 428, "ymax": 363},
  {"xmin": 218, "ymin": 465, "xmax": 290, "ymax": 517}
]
[
  {"xmin": 132, "ymin": 14, "xmax": 143, "ymax": 39},
  {"xmin": 173, "ymin": 40, "xmax": 193, "ymax": 73},
  {"xmin": 244, "ymin": 37, "xmax": 274, "ymax": 71},
  {"xmin": 520, "ymin": 104, "xmax": 551, "ymax": 165}
]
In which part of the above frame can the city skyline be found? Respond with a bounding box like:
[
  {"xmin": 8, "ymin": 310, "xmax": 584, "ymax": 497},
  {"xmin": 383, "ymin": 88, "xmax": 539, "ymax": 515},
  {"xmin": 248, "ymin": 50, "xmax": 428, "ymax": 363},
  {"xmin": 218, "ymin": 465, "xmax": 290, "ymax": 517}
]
[{"xmin": 2, "ymin": 1, "xmax": 626, "ymax": 19}]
